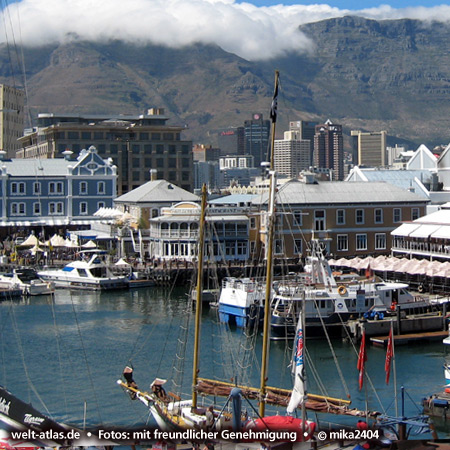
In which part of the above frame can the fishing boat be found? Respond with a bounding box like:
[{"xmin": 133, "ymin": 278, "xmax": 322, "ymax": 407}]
[
  {"xmin": 0, "ymin": 268, "xmax": 54, "ymax": 296},
  {"xmin": 38, "ymin": 253, "xmax": 128, "ymax": 290}
]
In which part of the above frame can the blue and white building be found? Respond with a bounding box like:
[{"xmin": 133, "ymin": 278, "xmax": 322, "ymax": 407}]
[{"xmin": 0, "ymin": 146, "xmax": 117, "ymax": 227}]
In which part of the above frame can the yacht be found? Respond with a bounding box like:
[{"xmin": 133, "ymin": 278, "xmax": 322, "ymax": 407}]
[
  {"xmin": 0, "ymin": 268, "xmax": 55, "ymax": 296},
  {"xmin": 38, "ymin": 254, "xmax": 129, "ymax": 290}
]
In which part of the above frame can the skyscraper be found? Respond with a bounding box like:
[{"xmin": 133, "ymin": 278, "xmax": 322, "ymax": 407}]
[
  {"xmin": 289, "ymin": 120, "xmax": 317, "ymax": 164},
  {"xmin": 313, "ymin": 120, "xmax": 344, "ymax": 181},
  {"xmin": 244, "ymin": 113, "xmax": 271, "ymax": 167},
  {"xmin": 351, "ymin": 130, "xmax": 387, "ymax": 167},
  {"xmin": 274, "ymin": 130, "xmax": 311, "ymax": 178}
]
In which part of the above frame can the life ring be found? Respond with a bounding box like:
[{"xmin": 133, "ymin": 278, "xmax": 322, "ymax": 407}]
[
  {"xmin": 418, "ymin": 284, "xmax": 424, "ymax": 293},
  {"xmin": 337, "ymin": 285, "xmax": 347, "ymax": 296},
  {"xmin": 390, "ymin": 301, "xmax": 397, "ymax": 311}
]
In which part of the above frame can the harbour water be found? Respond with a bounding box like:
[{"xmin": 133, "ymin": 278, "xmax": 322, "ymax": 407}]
[{"xmin": 0, "ymin": 286, "xmax": 448, "ymax": 439}]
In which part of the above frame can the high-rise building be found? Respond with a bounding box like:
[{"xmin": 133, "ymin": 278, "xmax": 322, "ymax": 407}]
[
  {"xmin": 351, "ymin": 130, "xmax": 387, "ymax": 167},
  {"xmin": 218, "ymin": 127, "xmax": 245, "ymax": 155},
  {"xmin": 0, "ymin": 85, "xmax": 24, "ymax": 158},
  {"xmin": 313, "ymin": 120, "xmax": 344, "ymax": 181},
  {"xmin": 244, "ymin": 113, "xmax": 271, "ymax": 167},
  {"xmin": 274, "ymin": 130, "xmax": 311, "ymax": 178},
  {"xmin": 17, "ymin": 109, "xmax": 193, "ymax": 195},
  {"xmin": 289, "ymin": 120, "xmax": 317, "ymax": 164}
]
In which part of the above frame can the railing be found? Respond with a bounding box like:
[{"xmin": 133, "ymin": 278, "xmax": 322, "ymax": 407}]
[{"xmin": 392, "ymin": 238, "xmax": 450, "ymax": 259}]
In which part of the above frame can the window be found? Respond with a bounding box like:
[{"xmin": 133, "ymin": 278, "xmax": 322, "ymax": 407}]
[
  {"xmin": 132, "ymin": 158, "xmax": 140, "ymax": 168},
  {"xmin": 49, "ymin": 182, "xmax": 63, "ymax": 194},
  {"xmin": 33, "ymin": 182, "xmax": 41, "ymax": 195},
  {"xmin": 97, "ymin": 182, "xmax": 105, "ymax": 194},
  {"xmin": 356, "ymin": 209, "xmax": 364, "ymax": 225},
  {"xmin": 152, "ymin": 133, "xmax": 161, "ymax": 141},
  {"xmin": 293, "ymin": 210, "xmax": 303, "ymax": 227},
  {"xmin": 411, "ymin": 208, "xmax": 420, "ymax": 221},
  {"xmin": 80, "ymin": 181, "xmax": 88, "ymax": 195},
  {"xmin": 68, "ymin": 131, "xmax": 79, "ymax": 139},
  {"xmin": 156, "ymin": 144, "xmax": 164, "ymax": 154},
  {"xmin": 314, "ymin": 210, "xmax": 325, "ymax": 231},
  {"xmin": 375, "ymin": 233, "xmax": 386, "ymax": 250},
  {"xmin": 294, "ymin": 239, "xmax": 302, "ymax": 254},
  {"xmin": 250, "ymin": 217, "xmax": 257, "ymax": 229},
  {"xmin": 11, "ymin": 202, "xmax": 25, "ymax": 215},
  {"xmin": 356, "ymin": 234, "xmax": 367, "ymax": 251},
  {"xmin": 80, "ymin": 202, "xmax": 88, "ymax": 215},
  {"xmin": 81, "ymin": 131, "xmax": 91, "ymax": 140},
  {"xmin": 237, "ymin": 242, "xmax": 247, "ymax": 256},
  {"xmin": 140, "ymin": 132, "xmax": 149, "ymax": 140},
  {"xmin": 49, "ymin": 202, "xmax": 64, "ymax": 215},
  {"xmin": 374, "ymin": 208, "xmax": 383, "ymax": 224},
  {"xmin": 274, "ymin": 239, "xmax": 283, "ymax": 254},
  {"xmin": 336, "ymin": 209, "xmax": 345, "ymax": 225},
  {"xmin": 393, "ymin": 208, "xmax": 402, "ymax": 223},
  {"xmin": 337, "ymin": 234, "xmax": 348, "ymax": 251},
  {"xmin": 11, "ymin": 182, "xmax": 25, "ymax": 195},
  {"xmin": 97, "ymin": 202, "xmax": 105, "ymax": 209},
  {"xmin": 33, "ymin": 203, "xmax": 41, "ymax": 215}
]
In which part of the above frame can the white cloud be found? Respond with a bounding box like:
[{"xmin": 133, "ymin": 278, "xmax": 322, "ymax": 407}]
[{"xmin": 1, "ymin": 0, "xmax": 450, "ymax": 61}]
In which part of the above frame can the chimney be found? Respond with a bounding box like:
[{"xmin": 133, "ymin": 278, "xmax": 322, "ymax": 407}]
[
  {"xmin": 150, "ymin": 169, "xmax": 157, "ymax": 181},
  {"xmin": 62, "ymin": 149, "xmax": 73, "ymax": 160}
]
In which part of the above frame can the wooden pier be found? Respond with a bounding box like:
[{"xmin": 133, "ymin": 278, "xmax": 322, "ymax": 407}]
[{"xmin": 370, "ymin": 330, "xmax": 448, "ymax": 346}]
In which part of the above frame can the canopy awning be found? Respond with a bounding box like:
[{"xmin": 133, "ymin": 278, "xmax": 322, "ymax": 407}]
[
  {"xmin": 409, "ymin": 224, "xmax": 442, "ymax": 239},
  {"xmin": 430, "ymin": 225, "xmax": 450, "ymax": 240},
  {"xmin": 390, "ymin": 223, "xmax": 420, "ymax": 237}
]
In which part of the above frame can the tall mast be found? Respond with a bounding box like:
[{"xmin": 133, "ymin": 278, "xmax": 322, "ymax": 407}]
[
  {"xmin": 192, "ymin": 183, "xmax": 207, "ymax": 408},
  {"xmin": 259, "ymin": 70, "xmax": 279, "ymax": 417}
]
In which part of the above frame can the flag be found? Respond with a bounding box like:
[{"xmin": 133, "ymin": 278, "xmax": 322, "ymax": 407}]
[
  {"xmin": 357, "ymin": 332, "xmax": 367, "ymax": 390},
  {"xmin": 269, "ymin": 76, "xmax": 279, "ymax": 123},
  {"xmin": 385, "ymin": 327, "xmax": 394, "ymax": 385}
]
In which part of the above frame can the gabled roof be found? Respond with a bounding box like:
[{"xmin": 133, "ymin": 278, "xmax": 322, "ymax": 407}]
[
  {"xmin": 406, "ymin": 144, "xmax": 437, "ymax": 170},
  {"xmin": 114, "ymin": 180, "xmax": 199, "ymax": 204},
  {"xmin": 346, "ymin": 167, "xmax": 430, "ymax": 199},
  {"xmin": 252, "ymin": 180, "xmax": 428, "ymax": 206},
  {"xmin": 438, "ymin": 143, "xmax": 450, "ymax": 169}
]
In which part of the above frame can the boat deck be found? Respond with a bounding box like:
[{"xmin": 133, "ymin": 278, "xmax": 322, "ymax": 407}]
[{"xmin": 370, "ymin": 330, "xmax": 448, "ymax": 346}]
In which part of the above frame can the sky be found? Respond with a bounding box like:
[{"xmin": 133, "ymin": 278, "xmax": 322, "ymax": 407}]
[{"xmin": 1, "ymin": 0, "xmax": 449, "ymax": 61}]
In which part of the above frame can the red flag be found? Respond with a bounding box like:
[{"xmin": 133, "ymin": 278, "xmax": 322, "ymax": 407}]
[
  {"xmin": 357, "ymin": 332, "xmax": 367, "ymax": 390},
  {"xmin": 385, "ymin": 328, "xmax": 394, "ymax": 385}
]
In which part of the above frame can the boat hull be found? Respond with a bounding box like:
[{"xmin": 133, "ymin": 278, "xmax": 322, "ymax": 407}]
[{"xmin": 39, "ymin": 272, "xmax": 128, "ymax": 290}]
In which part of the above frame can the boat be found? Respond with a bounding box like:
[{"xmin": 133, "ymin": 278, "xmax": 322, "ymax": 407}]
[
  {"xmin": 118, "ymin": 73, "xmax": 320, "ymax": 440},
  {"xmin": 270, "ymin": 240, "xmax": 433, "ymax": 339},
  {"xmin": 0, "ymin": 268, "xmax": 54, "ymax": 296},
  {"xmin": 38, "ymin": 253, "xmax": 129, "ymax": 290}
]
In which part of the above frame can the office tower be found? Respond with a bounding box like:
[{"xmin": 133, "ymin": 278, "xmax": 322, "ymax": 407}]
[
  {"xmin": 244, "ymin": 113, "xmax": 271, "ymax": 167},
  {"xmin": 351, "ymin": 130, "xmax": 387, "ymax": 167},
  {"xmin": 274, "ymin": 130, "xmax": 311, "ymax": 178},
  {"xmin": 0, "ymin": 85, "xmax": 24, "ymax": 158},
  {"xmin": 313, "ymin": 120, "xmax": 344, "ymax": 181},
  {"xmin": 218, "ymin": 127, "xmax": 245, "ymax": 155},
  {"xmin": 289, "ymin": 120, "xmax": 317, "ymax": 164}
]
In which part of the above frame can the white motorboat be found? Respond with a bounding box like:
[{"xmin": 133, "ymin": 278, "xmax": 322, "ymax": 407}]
[
  {"xmin": 38, "ymin": 254, "xmax": 129, "ymax": 290},
  {"xmin": 0, "ymin": 268, "xmax": 54, "ymax": 296}
]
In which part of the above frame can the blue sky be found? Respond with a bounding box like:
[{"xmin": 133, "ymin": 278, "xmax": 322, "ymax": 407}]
[{"xmin": 240, "ymin": 0, "xmax": 448, "ymax": 7}]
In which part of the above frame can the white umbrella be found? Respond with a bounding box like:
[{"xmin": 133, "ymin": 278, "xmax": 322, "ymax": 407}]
[
  {"xmin": 115, "ymin": 258, "xmax": 130, "ymax": 267},
  {"xmin": 65, "ymin": 238, "xmax": 79, "ymax": 248},
  {"xmin": 81, "ymin": 240, "xmax": 97, "ymax": 249},
  {"xmin": 19, "ymin": 234, "xmax": 44, "ymax": 247}
]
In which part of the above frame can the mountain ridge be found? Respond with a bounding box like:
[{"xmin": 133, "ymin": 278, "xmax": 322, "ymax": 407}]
[{"xmin": 2, "ymin": 15, "xmax": 449, "ymax": 149}]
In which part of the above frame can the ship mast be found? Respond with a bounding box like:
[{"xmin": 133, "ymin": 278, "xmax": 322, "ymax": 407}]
[
  {"xmin": 259, "ymin": 70, "xmax": 279, "ymax": 417},
  {"xmin": 192, "ymin": 183, "xmax": 208, "ymax": 408}
]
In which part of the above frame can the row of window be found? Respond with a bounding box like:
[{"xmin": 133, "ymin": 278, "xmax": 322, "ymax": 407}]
[
  {"xmin": 336, "ymin": 233, "xmax": 386, "ymax": 251},
  {"xmin": 11, "ymin": 181, "xmax": 107, "ymax": 196},
  {"xmin": 10, "ymin": 201, "xmax": 105, "ymax": 216},
  {"xmin": 290, "ymin": 207, "xmax": 420, "ymax": 229},
  {"xmin": 55, "ymin": 131, "xmax": 180, "ymax": 141},
  {"xmin": 57, "ymin": 143, "xmax": 190, "ymax": 155}
]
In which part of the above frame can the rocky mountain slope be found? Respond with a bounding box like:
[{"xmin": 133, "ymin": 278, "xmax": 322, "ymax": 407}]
[{"xmin": 1, "ymin": 16, "xmax": 449, "ymax": 148}]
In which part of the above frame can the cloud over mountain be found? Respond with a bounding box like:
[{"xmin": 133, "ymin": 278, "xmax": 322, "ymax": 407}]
[{"xmin": 1, "ymin": 0, "xmax": 450, "ymax": 60}]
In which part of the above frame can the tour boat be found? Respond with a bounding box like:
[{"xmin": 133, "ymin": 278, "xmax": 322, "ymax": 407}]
[{"xmin": 0, "ymin": 268, "xmax": 54, "ymax": 296}]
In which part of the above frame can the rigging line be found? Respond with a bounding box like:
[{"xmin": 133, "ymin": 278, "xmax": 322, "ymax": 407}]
[
  {"xmin": 335, "ymin": 309, "xmax": 386, "ymax": 414},
  {"xmin": 48, "ymin": 294, "xmax": 69, "ymax": 417},
  {"xmin": 7, "ymin": 298, "xmax": 54, "ymax": 417},
  {"xmin": 313, "ymin": 297, "xmax": 350, "ymax": 399},
  {"xmin": 68, "ymin": 290, "xmax": 103, "ymax": 425}
]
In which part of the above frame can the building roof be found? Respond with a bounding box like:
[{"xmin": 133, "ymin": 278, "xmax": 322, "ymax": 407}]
[
  {"xmin": 0, "ymin": 157, "xmax": 74, "ymax": 176},
  {"xmin": 252, "ymin": 180, "xmax": 427, "ymax": 206},
  {"xmin": 114, "ymin": 180, "xmax": 199, "ymax": 204},
  {"xmin": 346, "ymin": 167, "xmax": 431, "ymax": 199},
  {"xmin": 209, "ymin": 194, "xmax": 261, "ymax": 205}
]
